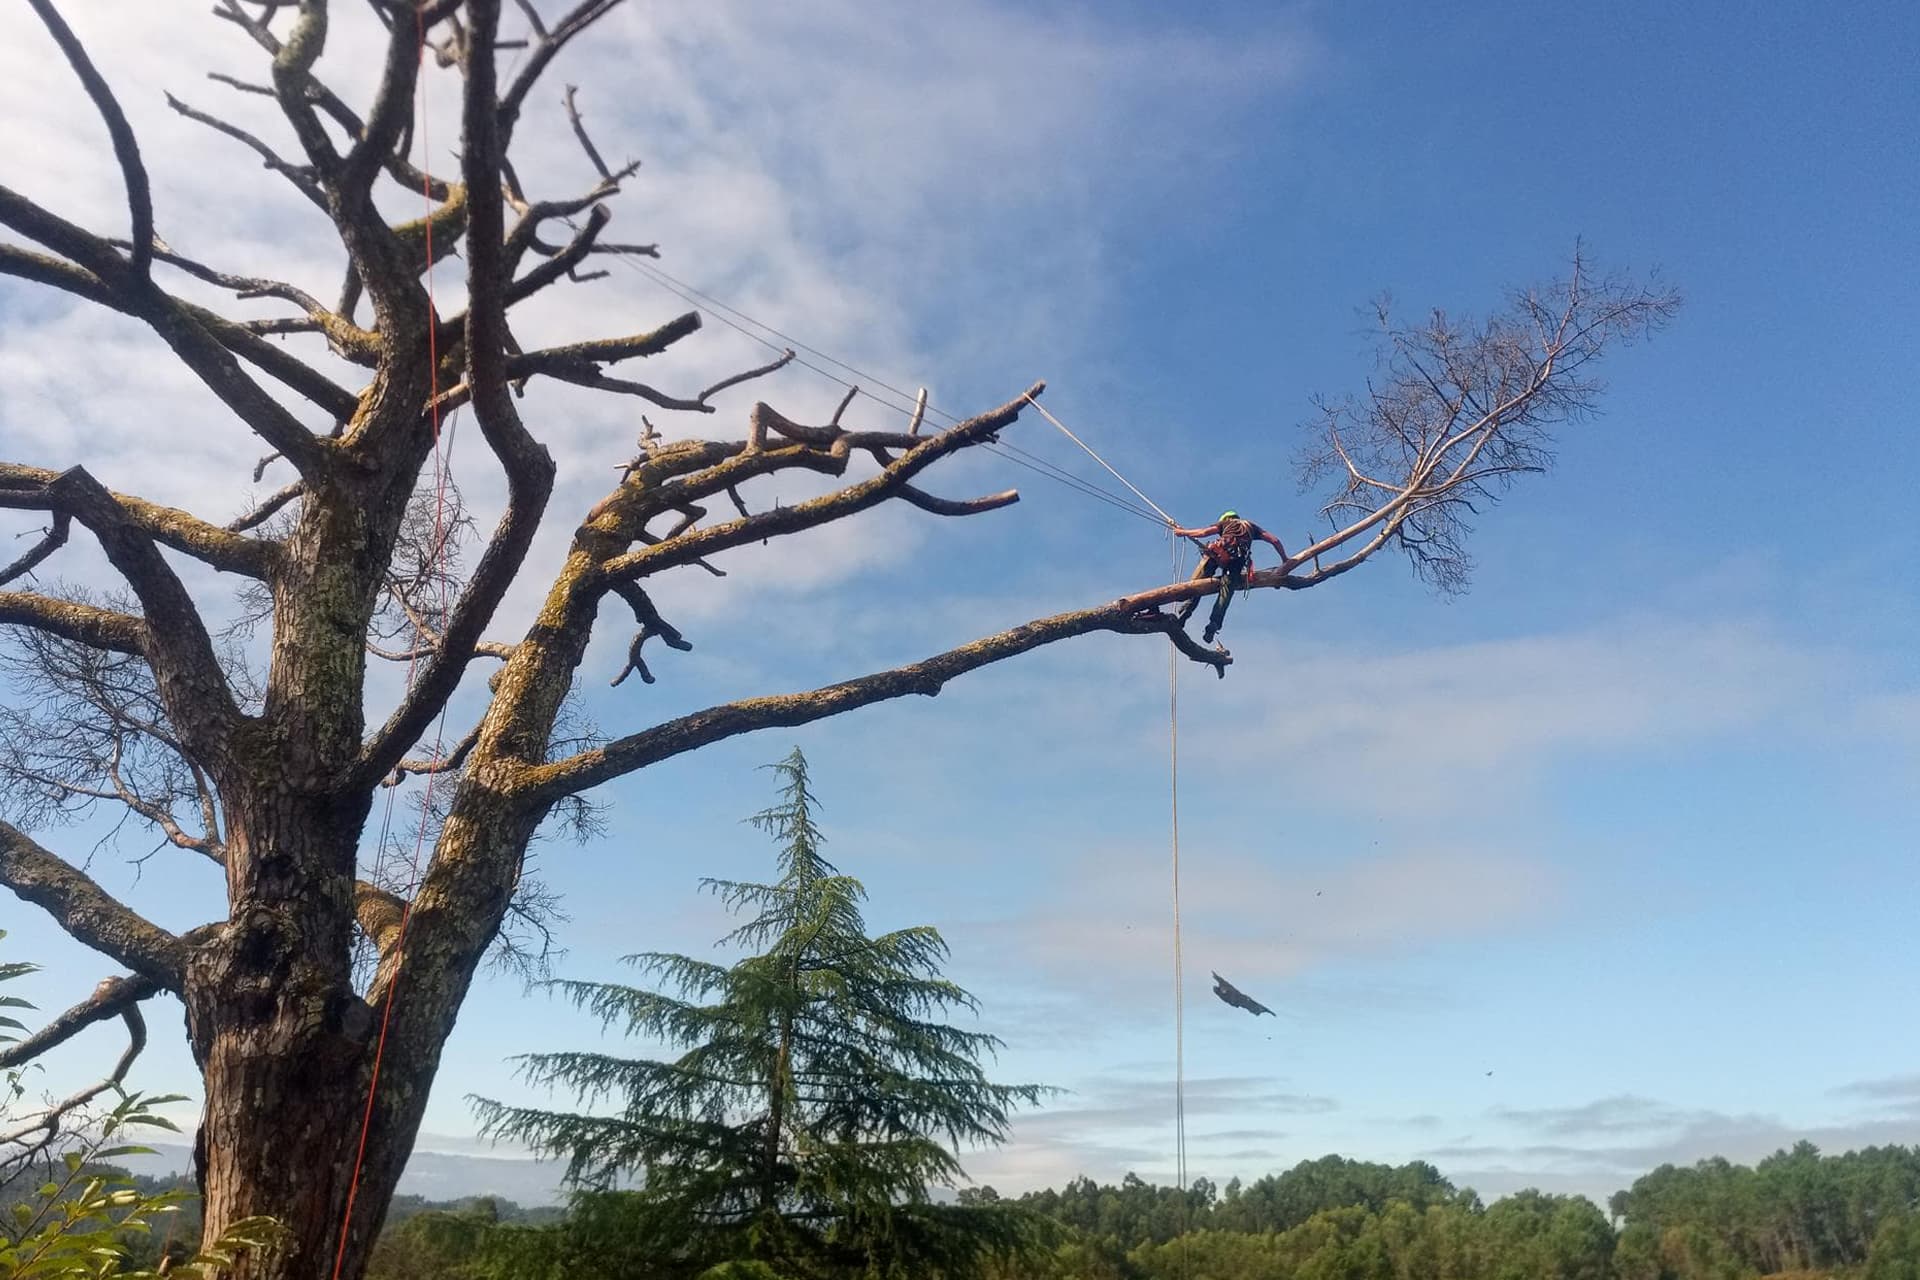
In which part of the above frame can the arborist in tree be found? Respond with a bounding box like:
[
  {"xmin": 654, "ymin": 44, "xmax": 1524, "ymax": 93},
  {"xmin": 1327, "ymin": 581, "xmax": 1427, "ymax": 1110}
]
[{"xmin": 1170, "ymin": 510, "xmax": 1291, "ymax": 644}]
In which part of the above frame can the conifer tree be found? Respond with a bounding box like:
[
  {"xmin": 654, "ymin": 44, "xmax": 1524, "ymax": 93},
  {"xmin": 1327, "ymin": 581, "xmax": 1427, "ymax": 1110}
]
[{"xmin": 473, "ymin": 749, "xmax": 1053, "ymax": 1279}]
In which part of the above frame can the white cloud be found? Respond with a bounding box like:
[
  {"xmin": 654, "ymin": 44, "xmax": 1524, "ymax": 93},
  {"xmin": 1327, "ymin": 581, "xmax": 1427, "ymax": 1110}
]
[
  {"xmin": 1044, "ymin": 612, "xmax": 1850, "ymax": 819},
  {"xmin": 966, "ymin": 838, "xmax": 1559, "ymax": 1006}
]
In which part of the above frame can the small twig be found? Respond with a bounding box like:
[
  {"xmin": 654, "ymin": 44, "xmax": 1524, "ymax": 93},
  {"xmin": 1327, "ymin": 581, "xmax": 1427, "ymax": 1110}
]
[
  {"xmin": 227, "ymin": 482, "xmax": 304, "ymax": 532},
  {"xmin": 206, "ymin": 71, "xmax": 275, "ymax": 97},
  {"xmin": 696, "ymin": 349, "xmax": 795, "ymax": 407},
  {"xmin": 0, "ymin": 514, "xmax": 69, "ymax": 586},
  {"xmin": 908, "ymin": 386, "xmax": 929, "ymax": 436},
  {"xmin": 164, "ymin": 93, "xmax": 325, "ymax": 208},
  {"xmin": 561, "ymin": 84, "xmax": 616, "ymax": 183},
  {"xmin": 384, "ymin": 722, "xmax": 483, "ymax": 786},
  {"xmin": 829, "ymin": 384, "xmax": 860, "ymax": 428}
]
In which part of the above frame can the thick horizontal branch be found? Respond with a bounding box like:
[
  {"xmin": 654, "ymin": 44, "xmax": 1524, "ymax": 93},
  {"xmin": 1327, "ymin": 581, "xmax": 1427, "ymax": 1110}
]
[
  {"xmin": 0, "ymin": 590, "xmax": 146, "ymax": 653},
  {"xmin": 2, "ymin": 463, "xmax": 279, "ymax": 578},
  {"xmin": 509, "ymin": 312, "xmax": 702, "ymax": 372},
  {"xmin": 516, "ymin": 579, "xmax": 1236, "ymax": 804},
  {"xmin": 0, "ymin": 819, "xmax": 189, "ymax": 988}
]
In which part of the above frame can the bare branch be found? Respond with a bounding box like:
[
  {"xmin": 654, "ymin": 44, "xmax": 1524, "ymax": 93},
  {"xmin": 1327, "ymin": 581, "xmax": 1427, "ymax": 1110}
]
[
  {"xmin": 1293, "ymin": 256, "xmax": 1679, "ymax": 592},
  {"xmin": 0, "ymin": 1002, "xmax": 148, "ymax": 1160},
  {"xmin": 829, "ymin": 383, "xmax": 859, "ymax": 427},
  {"xmin": 37, "ymin": 467, "xmax": 243, "ymax": 757},
  {"xmin": 499, "ymin": 0, "xmax": 627, "ymax": 144},
  {"xmin": 517, "ymin": 586, "xmax": 1226, "ymax": 804},
  {"xmin": 607, "ymin": 580, "xmax": 691, "ymax": 688},
  {"xmin": 25, "ymin": 0, "xmax": 154, "ymax": 279},
  {"xmin": 562, "ymin": 84, "xmax": 619, "ymax": 183},
  {"xmin": 0, "ymin": 515, "xmax": 70, "ymax": 587},
  {"xmin": 2, "ymin": 463, "xmax": 280, "ymax": 579},
  {"xmin": 164, "ymin": 92, "xmax": 326, "ymax": 210},
  {"xmin": 0, "ymin": 188, "xmax": 334, "ymax": 470},
  {"xmin": 385, "ymin": 721, "xmax": 481, "ymax": 785},
  {"xmin": 206, "ymin": 70, "xmax": 275, "ymax": 98},
  {"xmin": 0, "ymin": 819, "xmax": 190, "ymax": 987},
  {"xmin": 895, "ymin": 484, "xmax": 1021, "ymax": 518},
  {"xmin": 227, "ymin": 481, "xmax": 305, "ymax": 533},
  {"xmin": 603, "ymin": 384, "xmax": 1043, "ymax": 580},
  {"xmin": 0, "ymin": 973, "xmax": 158, "ymax": 1071},
  {"xmin": 131, "ymin": 237, "xmax": 378, "ymax": 363},
  {"xmin": 0, "ymin": 591, "xmax": 146, "ymax": 654},
  {"xmin": 696, "ymin": 348, "xmax": 795, "ymax": 406}
]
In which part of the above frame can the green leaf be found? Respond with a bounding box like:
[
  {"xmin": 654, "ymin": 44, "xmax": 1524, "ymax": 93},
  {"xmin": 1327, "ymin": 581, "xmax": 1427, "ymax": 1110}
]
[
  {"xmin": 92, "ymin": 1144, "xmax": 159, "ymax": 1161},
  {"xmin": 120, "ymin": 1114, "xmax": 181, "ymax": 1131}
]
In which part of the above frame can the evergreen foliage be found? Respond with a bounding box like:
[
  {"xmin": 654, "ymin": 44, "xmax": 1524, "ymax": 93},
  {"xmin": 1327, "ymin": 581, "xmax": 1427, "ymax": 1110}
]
[{"xmin": 471, "ymin": 750, "xmax": 1055, "ymax": 1278}]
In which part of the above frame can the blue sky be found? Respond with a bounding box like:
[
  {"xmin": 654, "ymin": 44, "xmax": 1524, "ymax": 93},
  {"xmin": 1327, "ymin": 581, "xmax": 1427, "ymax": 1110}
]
[{"xmin": 2, "ymin": 0, "xmax": 1917, "ymax": 1206}]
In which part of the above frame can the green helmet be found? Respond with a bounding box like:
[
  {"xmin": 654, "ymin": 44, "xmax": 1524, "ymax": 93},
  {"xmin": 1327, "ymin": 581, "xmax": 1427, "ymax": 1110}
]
[{"xmin": 1218, "ymin": 509, "xmax": 1239, "ymax": 523}]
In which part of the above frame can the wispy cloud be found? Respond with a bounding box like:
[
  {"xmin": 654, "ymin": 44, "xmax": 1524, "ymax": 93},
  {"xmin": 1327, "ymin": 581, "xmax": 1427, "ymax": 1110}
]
[
  {"xmin": 1491, "ymin": 1094, "xmax": 1701, "ymax": 1137},
  {"xmin": 965, "ymin": 839, "xmax": 1560, "ymax": 1004},
  {"xmin": 1188, "ymin": 615, "xmax": 1847, "ymax": 817},
  {"xmin": 1830, "ymin": 1074, "xmax": 1920, "ymax": 1113},
  {"xmin": 962, "ymin": 1072, "xmax": 1334, "ymax": 1190}
]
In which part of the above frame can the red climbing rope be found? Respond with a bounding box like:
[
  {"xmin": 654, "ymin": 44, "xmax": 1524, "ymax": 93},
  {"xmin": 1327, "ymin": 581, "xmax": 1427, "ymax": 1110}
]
[{"xmin": 330, "ymin": 11, "xmax": 460, "ymax": 1277}]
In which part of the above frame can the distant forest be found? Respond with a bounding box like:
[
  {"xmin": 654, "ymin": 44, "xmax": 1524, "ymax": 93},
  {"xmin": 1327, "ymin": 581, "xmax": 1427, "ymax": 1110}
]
[{"xmin": 351, "ymin": 1142, "xmax": 1920, "ymax": 1279}]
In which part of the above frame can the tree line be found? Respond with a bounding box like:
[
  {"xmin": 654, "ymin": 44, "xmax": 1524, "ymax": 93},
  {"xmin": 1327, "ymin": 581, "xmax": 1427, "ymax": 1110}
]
[{"xmin": 358, "ymin": 1147, "xmax": 1920, "ymax": 1280}]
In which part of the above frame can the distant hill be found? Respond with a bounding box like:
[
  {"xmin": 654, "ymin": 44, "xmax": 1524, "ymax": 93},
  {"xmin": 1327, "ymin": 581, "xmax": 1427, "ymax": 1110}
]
[{"xmin": 123, "ymin": 1142, "xmax": 568, "ymax": 1208}]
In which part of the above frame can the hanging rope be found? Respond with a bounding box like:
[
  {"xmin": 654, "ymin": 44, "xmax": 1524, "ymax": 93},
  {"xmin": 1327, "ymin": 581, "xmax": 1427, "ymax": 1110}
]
[
  {"xmin": 1168, "ymin": 529, "xmax": 1189, "ymax": 1276},
  {"xmin": 330, "ymin": 16, "xmax": 462, "ymax": 1277}
]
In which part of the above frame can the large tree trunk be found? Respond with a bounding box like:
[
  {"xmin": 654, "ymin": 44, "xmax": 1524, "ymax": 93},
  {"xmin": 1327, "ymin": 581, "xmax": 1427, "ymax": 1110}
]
[
  {"xmin": 185, "ymin": 895, "xmax": 447, "ymax": 1280},
  {"xmin": 182, "ymin": 780, "xmax": 535, "ymax": 1280}
]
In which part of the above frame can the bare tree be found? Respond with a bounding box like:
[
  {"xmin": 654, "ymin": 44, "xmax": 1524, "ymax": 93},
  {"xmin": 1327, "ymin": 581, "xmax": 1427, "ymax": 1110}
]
[{"xmin": 0, "ymin": 2, "xmax": 1677, "ymax": 1276}]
